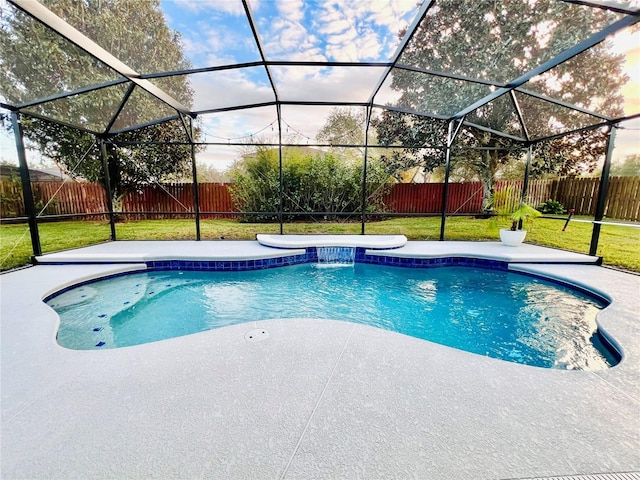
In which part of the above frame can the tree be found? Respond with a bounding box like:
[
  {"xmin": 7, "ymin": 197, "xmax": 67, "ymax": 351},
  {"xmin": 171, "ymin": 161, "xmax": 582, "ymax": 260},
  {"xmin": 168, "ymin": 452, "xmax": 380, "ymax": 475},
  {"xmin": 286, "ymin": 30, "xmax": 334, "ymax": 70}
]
[
  {"xmin": 0, "ymin": 0, "xmax": 197, "ymax": 208},
  {"xmin": 611, "ymin": 154, "xmax": 640, "ymax": 177},
  {"xmin": 229, "ymin": 145, "xmax": 389, "ymax": 221},
  {"xmin": 316, "ymin": 108, "xmax": 370, "ymax": 160},
  {"xmin": 196, "ymin": 162, "xmax": 233, "ymax": 183},
  {"xmin": 373, "ymin": 0, "xmax": 627, "ymax": 207},
  {"xmin": 315, "ymin": 107, "xmax": 404, "ymax": 191}
]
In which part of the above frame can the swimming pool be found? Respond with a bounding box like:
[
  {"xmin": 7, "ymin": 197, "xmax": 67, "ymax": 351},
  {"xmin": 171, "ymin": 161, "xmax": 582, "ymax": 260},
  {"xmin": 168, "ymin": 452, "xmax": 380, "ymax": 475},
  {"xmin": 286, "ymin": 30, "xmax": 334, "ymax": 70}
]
[{"xmin": 46, "ymin": 262, "xmax": 617, "ymax": 370}]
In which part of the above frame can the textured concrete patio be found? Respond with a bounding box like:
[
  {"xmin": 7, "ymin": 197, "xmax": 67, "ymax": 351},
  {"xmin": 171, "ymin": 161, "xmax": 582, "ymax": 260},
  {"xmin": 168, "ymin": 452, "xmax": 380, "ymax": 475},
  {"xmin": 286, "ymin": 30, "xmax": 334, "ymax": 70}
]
[{"xmin": 1, "ymin": 241, "xmax": 638, "ymax": 479}]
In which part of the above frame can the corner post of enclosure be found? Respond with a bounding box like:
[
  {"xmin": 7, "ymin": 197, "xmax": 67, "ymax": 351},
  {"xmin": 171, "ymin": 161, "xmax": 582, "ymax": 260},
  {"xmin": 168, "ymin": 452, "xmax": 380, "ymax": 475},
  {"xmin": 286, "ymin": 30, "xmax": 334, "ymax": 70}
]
[
  {"xmin": 100, "ymin": 139, "xmax": 117, "ymax": 241},
  {"xmin": 189, "ymin": 118, "xmax": 201, "ymax": 241},
  {"xmin": 11, "ymin": 111, "xmax": 41, "ymax": 257},
  {"xmin": 439, "ymin": 123, "xmax": 454, "ymax": 240},
  {"xmin": 277, "ymin": 103, "xmax": 284, "ymax": 234},
  {"xmin": 361, "ymin": 105, "xmax": 372, "ymax": 234},
  {"xmin": 589, "ymin": 125, "xmax": 616, "ymax": 257},
  {"xmin": 439, "ymin": 118, "xmax": 464, "ymax": 241}
]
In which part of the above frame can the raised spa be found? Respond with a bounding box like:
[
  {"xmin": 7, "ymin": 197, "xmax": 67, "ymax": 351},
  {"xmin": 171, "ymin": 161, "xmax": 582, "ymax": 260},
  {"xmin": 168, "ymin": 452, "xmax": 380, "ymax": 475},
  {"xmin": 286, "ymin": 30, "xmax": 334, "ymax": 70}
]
[{"xmin": 46, "ymin": 261, "xmax": 618, "ymax": 370}]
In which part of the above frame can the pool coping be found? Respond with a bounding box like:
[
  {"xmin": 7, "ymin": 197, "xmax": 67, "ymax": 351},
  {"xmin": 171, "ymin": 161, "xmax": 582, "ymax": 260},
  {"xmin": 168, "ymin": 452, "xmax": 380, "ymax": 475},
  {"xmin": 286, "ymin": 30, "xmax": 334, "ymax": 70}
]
[
  {"xmin": 33, "ymin": 238, "xmax": 600, "ymax": 266},
  {"xmin": 2, "ymin": 240, "xmax": 639, "ymax": 479}
]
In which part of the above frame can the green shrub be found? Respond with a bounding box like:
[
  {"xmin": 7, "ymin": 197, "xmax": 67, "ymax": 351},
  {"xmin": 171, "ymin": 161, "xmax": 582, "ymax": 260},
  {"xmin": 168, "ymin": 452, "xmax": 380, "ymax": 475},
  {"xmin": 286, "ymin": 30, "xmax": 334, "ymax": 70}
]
[
  {"xmin": 229, "ymin": 147, "xmax": 390, "ymax": 222},
  {"xmin": 0, "ymin": 173, "xmax": 58, "ymax": 217},
  {"xmin": 229, "ymin": 148, "xmax": 280, "ymax": 222},
  {"xmin": 539, "ymin": 199, "xmax": 566, "ymax": 214},
  {"xmin": 0, "ymin": 181, "xmax": 24, "ymax": 217}
]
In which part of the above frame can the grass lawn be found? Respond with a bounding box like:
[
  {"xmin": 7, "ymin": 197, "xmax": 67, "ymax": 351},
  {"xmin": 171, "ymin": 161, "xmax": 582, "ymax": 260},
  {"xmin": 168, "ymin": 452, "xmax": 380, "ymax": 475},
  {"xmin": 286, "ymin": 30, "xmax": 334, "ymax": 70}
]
[{"xmin": 1, "ymin": 216, "xmax": 638, "ymax": 273}]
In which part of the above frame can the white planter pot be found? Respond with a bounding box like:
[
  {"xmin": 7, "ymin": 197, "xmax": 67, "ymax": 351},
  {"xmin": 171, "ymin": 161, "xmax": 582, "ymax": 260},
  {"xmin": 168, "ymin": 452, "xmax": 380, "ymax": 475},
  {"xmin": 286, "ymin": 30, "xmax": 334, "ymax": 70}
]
[{"xmin": 500, "ymin": 228, "xmax": 527, "ymax": 246}]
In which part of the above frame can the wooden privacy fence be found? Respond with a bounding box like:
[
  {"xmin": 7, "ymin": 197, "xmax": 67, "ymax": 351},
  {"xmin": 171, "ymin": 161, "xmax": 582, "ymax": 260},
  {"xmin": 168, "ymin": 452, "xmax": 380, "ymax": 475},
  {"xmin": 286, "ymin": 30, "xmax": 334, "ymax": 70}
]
[
  {"xmin": 384, "ymin": 182, "xmax": 485, "ymax": 214},
  {"xmin": 122, "ymin": 183, "xmax": 235, "ymax": 219},
  {"xmin": 595, "ymin": 176, "xmax": 639, "ymax": 221},
  {"xmin": 0, "ymin": 181, "xmax": 108, "ymax": 218},
  {"xmin": 1, "ymin": 177, "xmax": 639, "ymax": 222},
  {"xmin": 381, "ymin": 179, "xmax": 613, "ymax": 216}
]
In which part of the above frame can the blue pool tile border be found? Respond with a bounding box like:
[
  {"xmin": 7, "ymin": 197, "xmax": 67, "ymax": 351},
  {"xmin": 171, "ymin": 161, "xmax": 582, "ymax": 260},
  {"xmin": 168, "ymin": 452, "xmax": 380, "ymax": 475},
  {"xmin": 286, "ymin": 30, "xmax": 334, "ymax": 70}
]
[
  {"xmin": 42, "ymin": 249, "xmax": 513, "ymax": 303},
  {"xmin": 357, "ymin": 253, "xmax": 508, "ymax": 271},
  {"xmin": 39, "ymin": 253, "xmax": 509, "ymax": 272},
  {"xmin": 143, "ymin": 248, "xmax": 509, "ymax": 272},
  {"xmin": 146, "ymin": 252, "xmax": 313, "ymax": 271}
]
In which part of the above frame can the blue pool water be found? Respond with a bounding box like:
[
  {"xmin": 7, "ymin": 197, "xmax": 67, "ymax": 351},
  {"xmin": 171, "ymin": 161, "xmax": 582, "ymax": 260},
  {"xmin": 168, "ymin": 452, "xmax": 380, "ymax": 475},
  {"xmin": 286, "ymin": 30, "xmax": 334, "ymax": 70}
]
[{"xmin": 47, "ymin": 264, "xmax": 617, "ymax": 369}]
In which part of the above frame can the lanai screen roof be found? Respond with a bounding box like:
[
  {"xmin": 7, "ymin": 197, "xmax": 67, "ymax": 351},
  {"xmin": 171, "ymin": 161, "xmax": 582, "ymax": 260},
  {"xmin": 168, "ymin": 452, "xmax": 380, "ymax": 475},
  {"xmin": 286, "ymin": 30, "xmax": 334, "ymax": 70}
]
[{"xmin": 1, "ymin": 0, "xmax": 639, "ymax": 148}]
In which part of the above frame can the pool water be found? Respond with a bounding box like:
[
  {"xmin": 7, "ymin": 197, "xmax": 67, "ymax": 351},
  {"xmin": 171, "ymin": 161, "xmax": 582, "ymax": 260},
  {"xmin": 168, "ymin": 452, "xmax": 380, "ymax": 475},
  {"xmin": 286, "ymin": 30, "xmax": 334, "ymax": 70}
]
[{"xmin": 47, "ymin": 264, "xmax": 617, "ymax": 369}]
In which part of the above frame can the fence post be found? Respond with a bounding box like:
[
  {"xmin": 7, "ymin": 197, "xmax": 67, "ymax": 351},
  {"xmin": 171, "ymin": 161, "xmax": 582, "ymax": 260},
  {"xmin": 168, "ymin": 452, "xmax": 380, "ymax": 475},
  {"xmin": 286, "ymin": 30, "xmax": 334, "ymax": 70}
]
[
  {"xmin": 589, "ymin": 125, "xmax": 616, "ymax": 257},
  {"xmin": 100, "ymin": 139, "xmax": 117, "ymax": 241},
  {"xmin": 11, "ymin": 112, "xmax": 41, "ymax": 257}
]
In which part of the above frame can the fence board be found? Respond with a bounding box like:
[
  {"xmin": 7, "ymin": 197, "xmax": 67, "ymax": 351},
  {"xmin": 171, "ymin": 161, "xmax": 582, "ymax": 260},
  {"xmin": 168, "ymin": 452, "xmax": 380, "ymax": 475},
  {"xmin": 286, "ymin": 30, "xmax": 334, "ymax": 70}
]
[
  {"xmin": 607, "ymin": 176, "xmax": 640, "ymax": 221},
  {"xmin": 608, "ymin": 177, "xmax": 623, "ymax": 219},
  {"xmin": 384, "ymin": 182, "xmax": 487, "ymax": 214},
  {"xmin": 198, "ymin": 183, "xmax": 235, "ymax": 218},
  {"xmin": 621, "ymin": 177, "xmax": 636, "ymax": 219},
  {"xmin": 120, "ymin": 183, "xmax": 237, "ymax": 219},
  {"xmin": 619, "ymin": 176, "xmax": 633, "ymax": 219},
  {"xmin": 629, "ymin": 177, "xmax": 640, "ymax": 220}
]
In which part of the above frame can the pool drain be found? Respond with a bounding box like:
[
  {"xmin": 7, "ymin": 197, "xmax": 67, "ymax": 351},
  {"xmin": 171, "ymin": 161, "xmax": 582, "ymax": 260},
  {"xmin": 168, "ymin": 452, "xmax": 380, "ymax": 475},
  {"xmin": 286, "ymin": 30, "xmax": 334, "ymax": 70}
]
[{"xmin": 245, "ymin": 328, "xmax": 269, "ymax": 342}]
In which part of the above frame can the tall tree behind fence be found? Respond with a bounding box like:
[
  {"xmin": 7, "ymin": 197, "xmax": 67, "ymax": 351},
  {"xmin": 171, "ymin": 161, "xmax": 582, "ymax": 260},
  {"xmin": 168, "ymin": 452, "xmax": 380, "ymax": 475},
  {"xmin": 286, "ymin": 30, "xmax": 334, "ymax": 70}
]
[{"xmin": 2, "ymin": 178, "xmax": 639, "ymax": 222}]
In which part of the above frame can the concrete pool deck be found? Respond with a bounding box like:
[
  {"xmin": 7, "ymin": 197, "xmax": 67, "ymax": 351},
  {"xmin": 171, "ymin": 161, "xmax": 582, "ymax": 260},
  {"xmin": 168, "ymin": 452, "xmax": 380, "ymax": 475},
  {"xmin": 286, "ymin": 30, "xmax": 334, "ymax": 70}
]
[
  {"xmin": 1, "ymin": 240, "xmax": 638, "ymax": 479},
  {"xmin": 31, "ymin": 238, "xmax": 600, "ymax": 265}
]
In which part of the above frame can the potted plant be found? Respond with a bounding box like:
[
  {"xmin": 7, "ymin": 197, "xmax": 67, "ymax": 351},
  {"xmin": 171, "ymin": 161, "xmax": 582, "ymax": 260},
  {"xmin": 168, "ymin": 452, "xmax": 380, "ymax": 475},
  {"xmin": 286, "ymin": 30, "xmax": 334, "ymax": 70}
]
[
  {"xmin": 499, "ymin": 202, "xmax": 542, "ymax": 246},
  {"xmin": 488, "ymin": 187, "xmax": 542, "ymax": 246}
]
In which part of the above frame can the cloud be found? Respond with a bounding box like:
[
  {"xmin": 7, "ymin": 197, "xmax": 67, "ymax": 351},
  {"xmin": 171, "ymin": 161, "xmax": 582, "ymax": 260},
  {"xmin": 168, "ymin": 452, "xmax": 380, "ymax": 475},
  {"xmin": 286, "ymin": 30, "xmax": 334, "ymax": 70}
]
[
  {"xmin": 188, "ymin": 62, "xmax": 386, "ymax": 113},
  {"xmin": 196, "ymin": 105, "xmax": 278, "ymax": 169},
  {"xmin": 160, "ymin": 0, "xmax": 421, "ymax": 168},
  {"xmin": 275, "ymin": 0, "xmax": 304, "ymax": 22},
  {"xmin": 190, "ymin": 68, "xmax": 275, "ymax": 112},
  {"xmin": 277, "ymin": 20, "xmax": 310, "ymax": 51},
  {"xmin": 324, "ymin": 27, "xmax": 382, "ymax": 61},
  {"xmin": 164, "ymin": 0, "xmax": 266, "ymax": 67},
  {"xmin": 192, "ymin": 0, "xmax": 419, "ymax": 67},
  {"xmin": 180, "ymin": 32, "xmax": 244, "ymax": 67},
  {"xmin": 263, "ymin": 17, "xmax": 323, "ymax": 60},
  {"xmin": 311, "ymin": 0, "xmax": 417, "ymax": 61},
  {"xmin": 319, "ymin": 19, "xmax": 352, "ymax": 35},
  {"xmin": 272, "ymin": 65, "xmax": 387, "ymax": 103},
  {"xmin": 367, "ymin": 0, "xmax": 420, "ymax": 32}
]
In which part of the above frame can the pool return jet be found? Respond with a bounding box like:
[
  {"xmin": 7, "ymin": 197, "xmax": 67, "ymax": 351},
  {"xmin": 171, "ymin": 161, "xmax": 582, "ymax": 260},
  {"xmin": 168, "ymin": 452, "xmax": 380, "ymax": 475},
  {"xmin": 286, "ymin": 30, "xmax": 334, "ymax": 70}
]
[{"xmin": 316, "ymin": 246, "xmax": 356, "ymax": 267}]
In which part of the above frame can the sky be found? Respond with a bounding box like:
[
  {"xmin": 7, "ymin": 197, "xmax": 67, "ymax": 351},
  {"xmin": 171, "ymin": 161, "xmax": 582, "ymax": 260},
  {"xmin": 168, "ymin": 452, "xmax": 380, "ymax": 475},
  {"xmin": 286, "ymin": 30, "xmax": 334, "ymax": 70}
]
[
  {"xmin": 157, "ymin": 0, "xmax": 640, "ymax": 171},
  {"xmin": 158, "ymin": 0, "xmax": 419, "ymax": 170},
  {"xmin": 611, "ymin": 27, "xmax": 640, "ymax": 161},
  {"xmin": 1, "ymin": 0, "xmax": 638, "ymax": 171}
]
